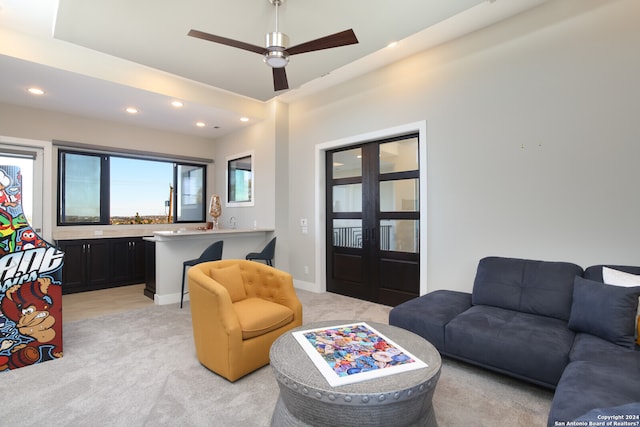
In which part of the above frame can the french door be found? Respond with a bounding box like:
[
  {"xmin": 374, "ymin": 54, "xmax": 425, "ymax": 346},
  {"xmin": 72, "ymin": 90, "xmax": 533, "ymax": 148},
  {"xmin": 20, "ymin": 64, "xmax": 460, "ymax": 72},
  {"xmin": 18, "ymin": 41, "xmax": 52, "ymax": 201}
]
[{"xmin": 326, "ymin": 133, "xmax": 420, "ymax": 306}]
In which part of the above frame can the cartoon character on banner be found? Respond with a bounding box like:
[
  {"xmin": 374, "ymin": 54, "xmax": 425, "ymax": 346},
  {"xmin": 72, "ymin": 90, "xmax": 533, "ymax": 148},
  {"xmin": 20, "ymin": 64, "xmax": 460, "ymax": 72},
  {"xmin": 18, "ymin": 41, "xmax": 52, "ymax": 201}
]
[{"xmin": 0, "ymin": 166, "xmax": 64, "ymax": 371}]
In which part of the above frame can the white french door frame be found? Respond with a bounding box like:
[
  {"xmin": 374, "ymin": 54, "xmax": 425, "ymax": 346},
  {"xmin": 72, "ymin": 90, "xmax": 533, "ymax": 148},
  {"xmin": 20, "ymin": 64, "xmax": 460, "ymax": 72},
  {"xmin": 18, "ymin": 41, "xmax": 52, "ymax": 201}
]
[{"xmin": 314, "ymin": 120, "xmax": 428, "ymax": 295}]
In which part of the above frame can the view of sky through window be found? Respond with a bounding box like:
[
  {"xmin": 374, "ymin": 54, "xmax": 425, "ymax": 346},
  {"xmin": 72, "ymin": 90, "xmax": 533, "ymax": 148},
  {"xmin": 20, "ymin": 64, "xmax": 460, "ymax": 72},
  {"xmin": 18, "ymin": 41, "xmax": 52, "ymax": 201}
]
[{"xmin": 110, "ymin": 158, "xmax": 173, "ymax": 218}]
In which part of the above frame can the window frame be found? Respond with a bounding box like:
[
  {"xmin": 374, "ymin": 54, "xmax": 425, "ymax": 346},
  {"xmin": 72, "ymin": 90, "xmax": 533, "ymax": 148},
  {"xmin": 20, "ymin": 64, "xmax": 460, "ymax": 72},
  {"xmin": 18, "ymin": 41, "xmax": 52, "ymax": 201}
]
[
  {"xmin": 57, "ymin": 149, "xmax": 206, "ymax": 226},
  {"xmin": 226, "ymin": 151, "xmax": 254, "ymax": 207},
  {"xmin": 174, "ymin": 162, "xmax": 207, "ymax": 223}
]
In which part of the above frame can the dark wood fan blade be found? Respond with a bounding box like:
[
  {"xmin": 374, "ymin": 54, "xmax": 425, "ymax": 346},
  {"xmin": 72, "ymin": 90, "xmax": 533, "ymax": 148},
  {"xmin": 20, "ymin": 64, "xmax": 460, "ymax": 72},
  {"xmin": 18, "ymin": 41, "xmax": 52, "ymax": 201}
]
[
  {"xmin": 188, "ymin": 29, "xmax": 267, "ymax": 55},
  {"xmin": 286, "ymin": 29, "xmax": 358, "ymax": 56},
  {"xmin": 273, "ymin": 67, "xmax": 289, "ymax": 91}
]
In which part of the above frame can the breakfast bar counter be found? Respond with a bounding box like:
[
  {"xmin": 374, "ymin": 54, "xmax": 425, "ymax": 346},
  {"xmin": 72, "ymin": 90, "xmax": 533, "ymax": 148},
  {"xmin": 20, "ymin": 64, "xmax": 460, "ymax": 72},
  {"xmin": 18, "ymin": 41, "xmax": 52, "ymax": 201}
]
[{"xmin": 145, "ymin": 228, "xmax": 273, "ymax": 305}]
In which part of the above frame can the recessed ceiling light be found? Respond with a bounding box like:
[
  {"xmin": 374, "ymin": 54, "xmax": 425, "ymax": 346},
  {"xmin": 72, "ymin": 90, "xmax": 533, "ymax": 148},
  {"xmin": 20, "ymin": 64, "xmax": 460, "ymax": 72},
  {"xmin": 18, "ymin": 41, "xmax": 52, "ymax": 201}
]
[
  {"xmin": 196, "ymin": 121, "xmax": 206, "ymax": 127},
  {"xmin": 387, "ymin": 41, "xmax": 398, "ymax": 48},
  {"xmin": 171, "ymin": 100, "xmax": 184, "ymax": 108},
  {"xmin": 27, "ymin": 87, "xmax": 45, "ymax": 95},
  {"xmin": 125, "ymin": 107, "xmax": 138, "ymax": 114},
  {"xmin": 240, "ymin": 117, "xmax": 249, "ymax": 122}
]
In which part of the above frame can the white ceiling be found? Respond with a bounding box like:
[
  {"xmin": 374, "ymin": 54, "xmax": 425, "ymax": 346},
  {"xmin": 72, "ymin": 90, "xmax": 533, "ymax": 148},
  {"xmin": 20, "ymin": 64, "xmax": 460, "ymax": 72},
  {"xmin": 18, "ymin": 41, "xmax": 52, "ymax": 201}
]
[{"xmin": 0, "ymin": 0, "xmax": 547, "ymax": 138}]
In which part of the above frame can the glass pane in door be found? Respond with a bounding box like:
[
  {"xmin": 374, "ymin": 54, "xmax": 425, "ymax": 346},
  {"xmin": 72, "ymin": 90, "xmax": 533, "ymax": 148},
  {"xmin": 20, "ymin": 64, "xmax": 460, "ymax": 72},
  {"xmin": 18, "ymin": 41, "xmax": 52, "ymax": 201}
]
[
  {"xmin": 332, "ymin": 148, "xmax": 362, "ymax": 179},
  {"xmin": 333, "ymin": 219, "xmax": 362, "ymax": 248},
  {"xmin": 380, "ymin": 220, "xmax": 419, "ymax": 253},
  {"xmin": 379, "ymin": 179, "xmax": 419, "ymax": 212},
  {"xmin": 379, "ymin": 137, "xmax": 418, "ymax": 173},
  {"xmin": 332, "ymin": 184, "xmax": 362, "ymax": 212}
]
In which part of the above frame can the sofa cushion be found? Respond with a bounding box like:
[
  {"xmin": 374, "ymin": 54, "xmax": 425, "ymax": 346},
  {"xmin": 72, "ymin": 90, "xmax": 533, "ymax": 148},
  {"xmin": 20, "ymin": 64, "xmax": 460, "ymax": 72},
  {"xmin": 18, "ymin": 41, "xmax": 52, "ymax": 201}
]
[
  {"xmin": 568, "ymin": 276, "xmax": 640, "ymax": 348},
  {"xmin": 472, "ymin": 257, "xmax": 583, "ymax": 321},
  {"xmin": 585, "ymin": 265, "xmax": 640, "ymax": 346},
  {"xmin": 570, "ymin": 333, "xmax": 640, "ymax": 365},
  {"xmin": 444, "ymin": 305, "xmax": 574, "ymax": 387},
  {"xmin": 233, "ymin": 297, "xmax": 293, "ymax": 340},
  {"xmin": 210, "ymin": 264, "xmax": 247, "ymax": 302},
  {"xmin": 389, "ymin": 290, "xmax": 472, "ymax": 351},
  {"xmin": 602, "ymin": 267, "xmax": 640, "ymax": 345},
  {"xmin": 548, "ymin": 360, "xmax": 640, "ymax": 426}
]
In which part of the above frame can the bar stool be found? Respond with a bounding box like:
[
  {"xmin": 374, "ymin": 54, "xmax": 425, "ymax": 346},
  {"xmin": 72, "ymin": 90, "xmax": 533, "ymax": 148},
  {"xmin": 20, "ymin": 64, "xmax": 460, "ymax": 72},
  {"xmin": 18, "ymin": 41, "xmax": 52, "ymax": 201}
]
[
  {"xmin": 245, "ymin": 237, "xmax": 276, "ymax": 267},
  {"xmin": 181, "ymin": 240, "xmax": 223, "ymax": 308}
]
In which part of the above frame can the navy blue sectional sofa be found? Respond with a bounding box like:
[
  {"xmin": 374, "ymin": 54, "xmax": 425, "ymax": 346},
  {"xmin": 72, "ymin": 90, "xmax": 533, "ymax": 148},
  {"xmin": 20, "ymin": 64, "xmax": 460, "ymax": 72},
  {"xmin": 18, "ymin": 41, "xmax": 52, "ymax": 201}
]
[{"xmin": 389, "ymin": 257, "xmax": 640, "ymax": 425}]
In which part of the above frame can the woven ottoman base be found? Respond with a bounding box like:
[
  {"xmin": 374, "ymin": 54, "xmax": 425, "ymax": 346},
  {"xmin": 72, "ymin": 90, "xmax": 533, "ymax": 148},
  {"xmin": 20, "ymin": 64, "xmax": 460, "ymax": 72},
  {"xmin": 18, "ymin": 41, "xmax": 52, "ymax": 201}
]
[{"xmin": 270, "ymin": 321, "xmax": 441, "ymax": 427}]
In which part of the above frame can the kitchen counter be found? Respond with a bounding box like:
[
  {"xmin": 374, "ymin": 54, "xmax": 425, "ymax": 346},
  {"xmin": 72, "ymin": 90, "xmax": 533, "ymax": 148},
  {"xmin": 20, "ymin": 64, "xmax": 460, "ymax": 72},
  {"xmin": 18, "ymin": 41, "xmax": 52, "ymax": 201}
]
[
  {"xmin": 148, "ymin": 227, "xmax": 273, "ymax": 240},
  {"xmin": 146, "ymin": 228, "xmax": 274, "ymax": 305}
]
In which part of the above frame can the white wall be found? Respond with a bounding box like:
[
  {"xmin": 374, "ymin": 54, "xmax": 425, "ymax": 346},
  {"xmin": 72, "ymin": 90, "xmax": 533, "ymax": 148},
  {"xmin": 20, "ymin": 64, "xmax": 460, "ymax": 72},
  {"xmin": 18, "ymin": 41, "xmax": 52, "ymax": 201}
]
[
  {"xmin": 286, "ymin": 0, "xmax": 640, "ymax": 294},
  {"xmin": 212, "ymin": 100, "xmax": 279, "ymax": 263}
]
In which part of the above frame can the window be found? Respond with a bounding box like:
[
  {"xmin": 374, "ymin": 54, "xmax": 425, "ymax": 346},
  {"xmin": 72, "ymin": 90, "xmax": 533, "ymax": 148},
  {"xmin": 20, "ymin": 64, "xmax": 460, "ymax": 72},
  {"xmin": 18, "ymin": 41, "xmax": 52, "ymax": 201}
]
[
  {"xmin": 226, "ymin": 152, "xmax": 254, "ymax": 207},
  {"xmin": 176, "ymin": 164, "xmax": 204, "ymax": 221},
  {"xmin": 58, "ymin": 150, "xmax": 206, "ymax": 225}
]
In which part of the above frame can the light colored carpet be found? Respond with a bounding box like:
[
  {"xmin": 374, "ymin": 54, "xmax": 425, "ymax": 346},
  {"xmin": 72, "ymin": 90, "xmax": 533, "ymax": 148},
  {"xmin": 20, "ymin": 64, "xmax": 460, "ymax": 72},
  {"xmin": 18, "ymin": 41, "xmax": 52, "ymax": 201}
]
[{"xmin": 0, "ymin": 290, "xmax": 552, "ymax": 426}]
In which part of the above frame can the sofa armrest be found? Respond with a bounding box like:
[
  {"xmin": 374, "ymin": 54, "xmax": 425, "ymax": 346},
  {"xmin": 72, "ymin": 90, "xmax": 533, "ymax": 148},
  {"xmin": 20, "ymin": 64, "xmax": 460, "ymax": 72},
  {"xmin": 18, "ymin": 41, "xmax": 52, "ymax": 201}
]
[{"xmin": 389, "ymin": 290, "xmax": 472, "ymax": 350}]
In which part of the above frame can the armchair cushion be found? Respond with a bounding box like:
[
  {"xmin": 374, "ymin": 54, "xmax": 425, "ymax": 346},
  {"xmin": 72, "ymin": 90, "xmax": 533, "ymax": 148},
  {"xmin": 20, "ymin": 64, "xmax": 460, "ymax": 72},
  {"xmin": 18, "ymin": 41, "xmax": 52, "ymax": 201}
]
[
  {"xmin": 233, "ymin": 298, "xmax": 294, "ymax": 340},
  {"xmin": 209, "ymin": 264, "xmax": 247, "ymax": 302}
]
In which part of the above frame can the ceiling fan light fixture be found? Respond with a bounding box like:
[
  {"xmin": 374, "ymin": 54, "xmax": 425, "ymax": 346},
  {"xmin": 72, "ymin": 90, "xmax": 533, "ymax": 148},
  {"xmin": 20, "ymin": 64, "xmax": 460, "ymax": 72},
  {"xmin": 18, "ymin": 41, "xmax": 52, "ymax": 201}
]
[
  {"xmin": 264, "ymin": 50, "xmax": 289, "ymax": 68},
  {"xmin": 266, "ymin": 31, "xmax": 289, "ymax": 49},
  {"xmin": 265, "ymin": 32, "xmax": 289, "ymax": 68},
  {"xmin": 187, "ymin": 0, "xmax": 358, "ymax": 91}
]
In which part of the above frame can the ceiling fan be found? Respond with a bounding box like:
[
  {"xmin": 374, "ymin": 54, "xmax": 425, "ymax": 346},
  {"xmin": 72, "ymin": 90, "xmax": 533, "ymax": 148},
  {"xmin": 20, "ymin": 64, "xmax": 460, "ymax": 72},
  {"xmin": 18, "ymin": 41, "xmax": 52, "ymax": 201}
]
[{"xmin": 188, "ymin": 0, "xmax": 359, "ymax": 91}]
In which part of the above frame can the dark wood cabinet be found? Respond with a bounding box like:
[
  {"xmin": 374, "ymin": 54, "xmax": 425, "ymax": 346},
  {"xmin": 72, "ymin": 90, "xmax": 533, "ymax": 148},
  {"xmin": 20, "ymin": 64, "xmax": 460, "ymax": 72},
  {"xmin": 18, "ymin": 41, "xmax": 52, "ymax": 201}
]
[
  {"xmin": 144, "ymin": 240, "xmax": 156, "ymax": 300},
  {"xmin": 110, "ymin": 237, "xmax": 145, "ymax": 285},
  {"xmin": 57, "ymin": 239, "xmax": 110, "ymax": 294},
  {"xmin": 57, "ymin": 237, "xmax": 146, "ymax": 295}
]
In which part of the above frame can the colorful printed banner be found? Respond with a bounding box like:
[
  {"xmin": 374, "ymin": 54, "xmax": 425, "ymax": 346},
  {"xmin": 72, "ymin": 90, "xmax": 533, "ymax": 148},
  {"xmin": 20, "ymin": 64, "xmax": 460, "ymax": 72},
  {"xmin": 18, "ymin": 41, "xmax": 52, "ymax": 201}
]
[{"xmin": 0, "ymin": 165, "xmax": 64, "ymax": 371}]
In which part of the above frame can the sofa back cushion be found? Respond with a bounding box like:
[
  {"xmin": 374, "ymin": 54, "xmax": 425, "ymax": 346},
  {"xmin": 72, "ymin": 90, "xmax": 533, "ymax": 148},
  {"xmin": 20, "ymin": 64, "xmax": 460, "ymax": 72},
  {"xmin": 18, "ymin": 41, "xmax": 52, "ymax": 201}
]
[{"xmin": 472, "ymin": 256, "xmax": 583, "ymax": 321}]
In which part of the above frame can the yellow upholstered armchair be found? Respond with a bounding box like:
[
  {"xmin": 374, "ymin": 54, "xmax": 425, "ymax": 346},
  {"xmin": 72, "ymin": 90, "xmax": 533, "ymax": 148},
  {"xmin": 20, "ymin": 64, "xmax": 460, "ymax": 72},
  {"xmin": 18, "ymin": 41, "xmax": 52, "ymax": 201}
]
[{"xmin": 187, "ymin": 259, "xmax": 302, "ymax": 382}]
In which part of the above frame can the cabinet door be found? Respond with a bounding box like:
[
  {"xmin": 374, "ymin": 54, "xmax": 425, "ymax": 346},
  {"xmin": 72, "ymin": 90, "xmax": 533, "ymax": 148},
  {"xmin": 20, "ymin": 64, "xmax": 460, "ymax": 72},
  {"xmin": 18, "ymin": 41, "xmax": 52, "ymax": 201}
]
[
  {"xmin": 109, "ymin": 238, "xmax": 131, "ymax": 284},
  {"xmin": 86, "ymin": 239, "xmax": 110, "ymax": 289},
  {"xmin": 130, "ymin": 238, "xmax": 146, "ymax": 283},
  {"xmin": 110, "ymin": 238, "xmax": 146, "ymax": 284},
  {"xmin": 59, "ymin": 240, "xmax": 87, "ymax": 294}
]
